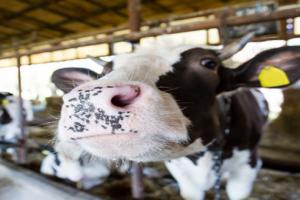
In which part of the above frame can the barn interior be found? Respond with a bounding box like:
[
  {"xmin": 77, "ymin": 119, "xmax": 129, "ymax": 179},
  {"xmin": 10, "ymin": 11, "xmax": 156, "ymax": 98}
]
[{"xmin": 0, "ymin": 0, "xmax": 300, "ymax": 199}]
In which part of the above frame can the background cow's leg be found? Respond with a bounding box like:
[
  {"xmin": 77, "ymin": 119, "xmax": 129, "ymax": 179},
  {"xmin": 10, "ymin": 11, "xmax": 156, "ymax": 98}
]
[
  {"xmin": 165, "ymin": 152, "xmax": 216, "ymax": 200},
  {"xmin": 225, "ymin": 159, "xmax": 262, "ymax": 200}
]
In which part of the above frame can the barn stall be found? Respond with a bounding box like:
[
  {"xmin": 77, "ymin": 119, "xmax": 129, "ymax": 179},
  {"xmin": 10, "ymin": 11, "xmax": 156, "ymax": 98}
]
[{"xmin": 0, "ymin": 0, "xmax": 300, "ymax": 199}]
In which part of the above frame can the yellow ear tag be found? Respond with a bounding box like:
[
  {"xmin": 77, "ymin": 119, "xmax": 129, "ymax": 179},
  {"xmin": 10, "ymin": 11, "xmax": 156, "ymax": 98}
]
[
  {"xmin": 2, "ymin": 99, "xmax": 9, "ymax": 106},
  {"xmin": 258, "ymin": 65, "xmax": 290, "ymax": 87}
]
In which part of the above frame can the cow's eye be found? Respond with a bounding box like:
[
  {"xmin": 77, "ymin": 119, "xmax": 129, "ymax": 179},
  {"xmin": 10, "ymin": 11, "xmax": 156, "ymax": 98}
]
[{"xmin": 200, "ymin": 58, "xmax": 217, "ymax": 69}]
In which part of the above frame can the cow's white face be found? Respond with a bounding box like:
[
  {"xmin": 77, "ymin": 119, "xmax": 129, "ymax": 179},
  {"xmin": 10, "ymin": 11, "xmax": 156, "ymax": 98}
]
[{"xmin": 57, "ymin": 47, "xmax": 199, "ymax": 161}]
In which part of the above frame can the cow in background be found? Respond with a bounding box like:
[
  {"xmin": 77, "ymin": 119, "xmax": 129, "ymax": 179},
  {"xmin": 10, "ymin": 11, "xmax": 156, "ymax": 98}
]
[
  {"xmin": 51, "ymin": 30, "xmax": 300, "ymax": 200},
  {"xmin": 40, "ymin": 141, "xmax": 129, "ymax": 190},
  {"xmin": 0, "ymin": 92, "xmax": 33, "ymax": 158},
  {"xmin": 0, "ymin": 92, "xmax": 13, "ymax": 126}
]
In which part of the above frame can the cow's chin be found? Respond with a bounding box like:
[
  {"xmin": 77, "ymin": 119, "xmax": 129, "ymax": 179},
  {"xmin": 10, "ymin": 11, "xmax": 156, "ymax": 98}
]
[
  {"xmin": 71, "ymin": 133, "xmax": 206, "ymax": 162},
  {"xmin": 73, "ymin": 132, "xmax": 187, "ymax": 162}
]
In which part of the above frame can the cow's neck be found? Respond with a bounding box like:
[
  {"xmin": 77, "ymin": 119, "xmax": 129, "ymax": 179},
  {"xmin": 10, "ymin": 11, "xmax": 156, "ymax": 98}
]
[{"xmin": 185, "ymin": 97, "xmax": 222, "ymax": 146}]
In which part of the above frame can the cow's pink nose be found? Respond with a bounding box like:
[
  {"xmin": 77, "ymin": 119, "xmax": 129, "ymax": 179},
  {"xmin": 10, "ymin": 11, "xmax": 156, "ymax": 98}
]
[{"xmin": 111, "ymin": 85, "xmax": 140, "ymax": 108}]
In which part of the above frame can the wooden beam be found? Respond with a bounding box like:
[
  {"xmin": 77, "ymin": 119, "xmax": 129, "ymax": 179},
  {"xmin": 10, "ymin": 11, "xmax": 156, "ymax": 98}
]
[
  {"xmin": 228, "ymin": 7, "xmax": 300, "ymax": 26},
  {"xmin": 86, "ymin": 0, "xmax": 128, "ymax": 18},
  {"xmin": 16, "ymin": 0, "xmax": 104, "ymax": 27},
  {"xmin": 0, "ymin": 0, "xmax": 62, "ymax": 22},
  {"xmin": 108, "ymin": 42, "xmax": 114, "ymax": 55},
  {"xmin": 1, "ymin": 6, "xmax": 300, "ymax": 59},
  {"xmin": 0, "ymin": 1, "xmax": 254, "ymax": 52},
  {"xmin": 128, "ymin": 0, "xmax": 141, "ymax": 33},
  {"xmin": 146, "ymin": 0, "xmax": 172, "ymax": 13},
  {"xmin": 0, "ymin": 1, "xmax": 128, "ymax": 42},
  {"xmin": 0, "ymin": 7, "xmax": 73, "ymax": 36},
  {"xmin": 42, "ymin": 6, "xmax": 102, "ymax": 28}
]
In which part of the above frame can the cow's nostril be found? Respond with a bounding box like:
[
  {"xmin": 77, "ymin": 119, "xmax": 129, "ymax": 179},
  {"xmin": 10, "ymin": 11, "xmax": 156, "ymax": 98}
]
[
  {"xmin": 111, "ymin": 85, "xmax": 140, "ymax": 108},
  {"xmin": 111, "ymin": 95, "xmax": 130, "ymax": 107}
]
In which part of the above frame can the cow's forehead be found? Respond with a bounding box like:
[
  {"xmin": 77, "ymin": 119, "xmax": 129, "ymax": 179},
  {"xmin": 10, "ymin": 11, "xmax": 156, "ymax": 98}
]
[
  {"xmin": 107, "ymin": 44, "xmax": 217, "ymax": 84},
  {"xmin": 113, "ymin": 44, "xmax": 212, "ymax": 69}
]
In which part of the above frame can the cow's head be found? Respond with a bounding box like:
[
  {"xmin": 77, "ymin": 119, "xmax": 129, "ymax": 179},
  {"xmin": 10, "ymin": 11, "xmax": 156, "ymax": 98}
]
[
  {"xmin": 40, "ymin": 151, "xmax": 84, "ymax": 182},
  {"xmin": 52, "ymin": 33, "xmax": 300, "ymax": 162},
  {"xmin": 0, "ymin": 92, "xmax": 13, "ymax": 125}
]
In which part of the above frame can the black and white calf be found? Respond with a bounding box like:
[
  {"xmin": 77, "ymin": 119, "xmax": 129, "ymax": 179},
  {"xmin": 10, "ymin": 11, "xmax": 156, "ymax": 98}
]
[
  {"xmin": 40, "ymin": 141, "xmax": 129, "ymax": 190},
  {"xmin": 0, "ymin": 92, "xmax": 13, "ymax": 126},
  {"xmin": 51, "ymin": 32, "xmax": 300, "ymax": 199},
  {"xmin": 0, "ymin": 92, "xmax": 33, "ymax": 143},
  {"xmin": 40, "ymin": 150, "xmax": 110, "ymax": 190}
]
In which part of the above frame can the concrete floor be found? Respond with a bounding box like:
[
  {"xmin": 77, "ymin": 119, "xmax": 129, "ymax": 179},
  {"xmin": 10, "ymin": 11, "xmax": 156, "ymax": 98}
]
[{"xmin": 0, "ymin": 159, "xmax": 100, "ymax": 200}]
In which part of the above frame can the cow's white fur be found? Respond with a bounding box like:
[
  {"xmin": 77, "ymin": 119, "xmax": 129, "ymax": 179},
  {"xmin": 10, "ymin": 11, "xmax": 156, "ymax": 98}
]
[
  {"xmin": 165, "ymin": 149, "xmax": 260, "ymax": 200},
  {"xmin": 223, "ymin": 150, "xmax": 262, "ymax": 200},
  {"xmin": 250, "ymin": 89, "xmax": 269, "ymax": 117},
  {"xmin": 165, "ymin": 152, "xmax": 216, "ymax": 200},
  {"xmin": 40, "ymin": 151, "xmax": 111, "ymax": 190},
  {"xmin": 40, "ymin": 152, "xmax": 83, "ymax": 182},
  {"xmin": 57, "ymin": 44, "xmax": 228, "ymax": 162}
]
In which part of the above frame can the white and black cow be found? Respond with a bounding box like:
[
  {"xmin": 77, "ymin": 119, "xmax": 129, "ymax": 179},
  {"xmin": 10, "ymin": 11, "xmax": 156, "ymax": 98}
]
[
  {"xmin": 51, "ymin": 32, "xmax": 300, "ymax": 200},
  {"xmin": 40, "ymin": 141, "xmax": 130, "ymax": 190},
  {"xmin": 0, "ymin": 92, "xmax": 13, "ymax": 127},
  {"xmin": 0, "ymin": 92, "xmax": 33, "ymax": 144},
  {"xmin": 40, "ymin": 150, "xmax": 111, "ymax": 190}
]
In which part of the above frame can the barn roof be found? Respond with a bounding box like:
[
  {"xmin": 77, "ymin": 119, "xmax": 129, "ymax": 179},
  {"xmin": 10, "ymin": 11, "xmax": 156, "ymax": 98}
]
[
  {"xmin": 0, "ymin": 0, "xmax": 298, "ymax": 66},
  {"xmin": 1, "ymin": 0, "xmax": 297, "ymax": 47}
]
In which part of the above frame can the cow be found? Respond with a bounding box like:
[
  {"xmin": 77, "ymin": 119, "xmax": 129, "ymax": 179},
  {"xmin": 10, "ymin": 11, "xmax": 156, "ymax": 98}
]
[
  {"xmin": 0, "ymin": 92, "xmax": 13, "ymax": 126},
  {"xmin": 0, "ymin": 92, "xmax": 33, "ymax": 158},
  {"xmin": 51, "ymin": 31, "xmax": 300, "ymax": 200},
  {"xmin": 40, "ymin": 141, "xmax": 130, "ymax": 190},
  {"xmin": 40, "ymin": 150, "xmax": 111, "ymax": 190}
]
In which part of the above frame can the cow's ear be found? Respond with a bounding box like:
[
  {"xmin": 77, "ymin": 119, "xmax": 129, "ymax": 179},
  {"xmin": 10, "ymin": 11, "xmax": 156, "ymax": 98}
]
[
  {"xmin": 51, "ymin": 68, "xmax": 99, "ymax": 93},
  {"xmin": 219, "ymin": 46, "xmax": 300, "ymax": 91}
]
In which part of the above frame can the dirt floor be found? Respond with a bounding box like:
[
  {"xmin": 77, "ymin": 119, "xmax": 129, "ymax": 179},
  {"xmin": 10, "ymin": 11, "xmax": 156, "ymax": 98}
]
[
  {"xmin": 1, "ymin": 158, "xmax": 299, "ymax": 200},
  {"xmin": 86, "ymin": 164, "xmax": 300, "ymax": 200}
]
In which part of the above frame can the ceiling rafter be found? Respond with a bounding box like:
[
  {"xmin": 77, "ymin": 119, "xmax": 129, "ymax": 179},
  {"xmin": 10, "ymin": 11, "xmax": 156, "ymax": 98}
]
[
  {"xmin": 18, "ymin": 0, "xmax": 102, "ymax": 27},
  {"xmin": 85, "ymin": 0, "xmax": 128, "ymax": 18},
  {"xmin": 0, "ymin": 7, "xmax": 73, "ymax": 35},
  {"xmin": 0, "ymin": 1, "xmax": 128, "ymax": 42},
  {"xmin": 0, "ymin": 0, "xmax": 297, "ymax": 50},
  {"xmin": 0, "ymin": 0, "xmax": 62, "ymax": 22},
  {"xmin": 148, "ymin": 0, "xmax": 173, "ymax": 13}
]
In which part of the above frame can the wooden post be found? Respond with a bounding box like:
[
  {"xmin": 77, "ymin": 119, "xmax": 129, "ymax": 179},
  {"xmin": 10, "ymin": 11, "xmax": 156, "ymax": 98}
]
[
  {"xmin": 16, "ymin": 51, "xmax": 27, "ymax": 164},
  {"xmin": 128, "ymin": 0, "xmax": 144, "ymax": 199},
  {"xmin": 128, "ymin": 0, "xmax": 141, "ymax": 33},
  {"xmin": 131, "ymin": 162, "xmax": 144, "ymax": 199},
  {"xmin": 108, "ymin": 42, "xmax": 114, "ymax": 56},
  {"xmin": 218, "ymin": 8, "xmax": 234, "ymax": 45}
]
